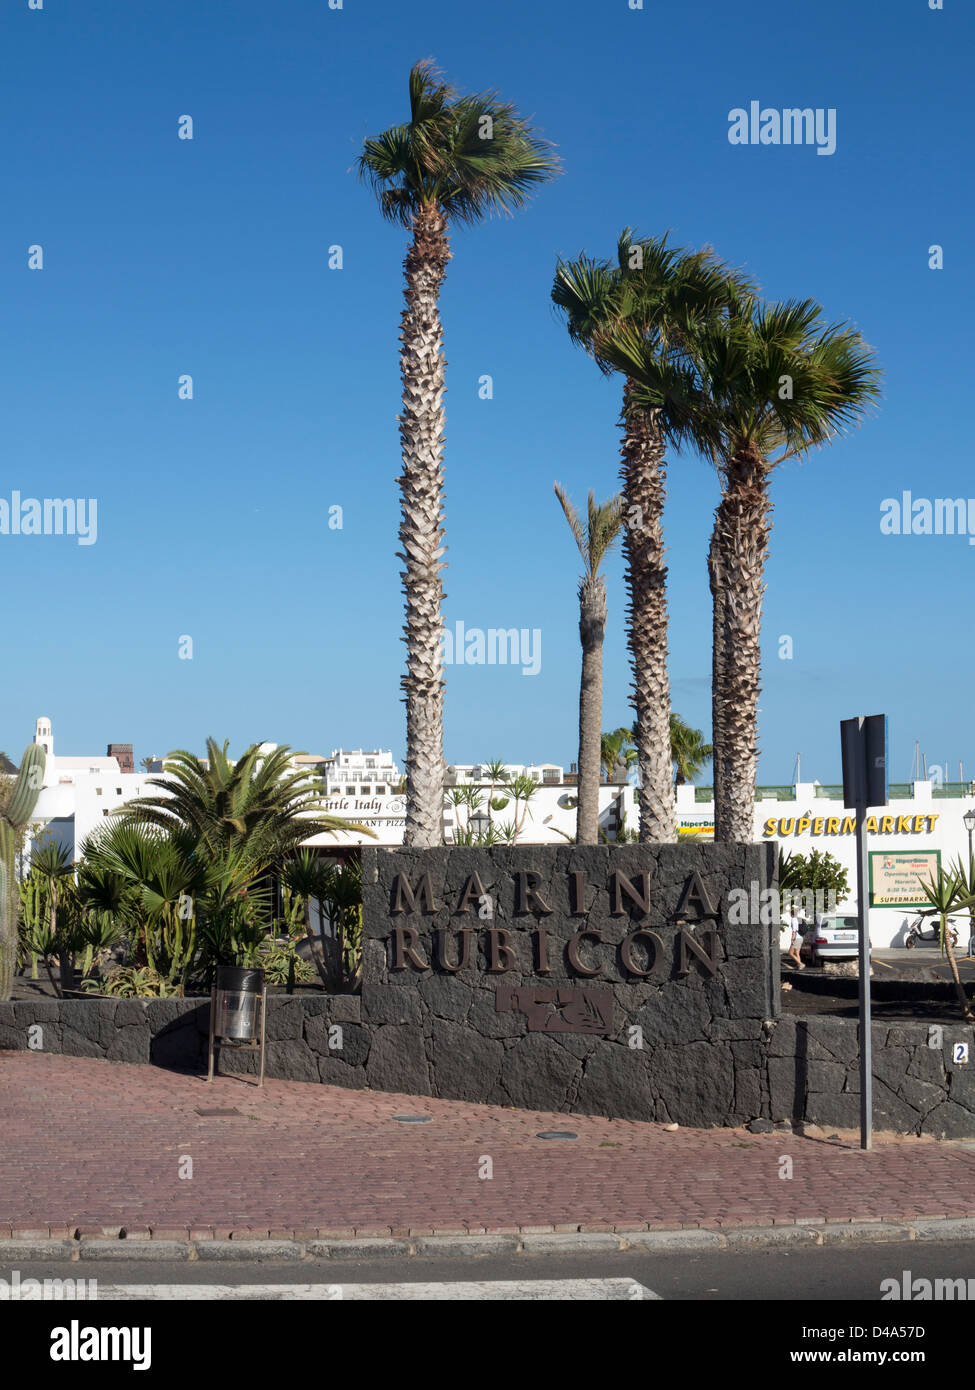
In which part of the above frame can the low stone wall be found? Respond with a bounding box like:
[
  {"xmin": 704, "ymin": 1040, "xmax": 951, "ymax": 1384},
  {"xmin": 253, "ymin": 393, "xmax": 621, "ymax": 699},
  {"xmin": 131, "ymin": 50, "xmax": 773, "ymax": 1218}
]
[
  {"xmin": 767, "ymin": 1016, "xmax": 975, "ymax": 1138},
  {"xmin": 3, "ymin": 843, "xmax": 973, "ymax": 1135},
  {"xmin": 2, "ymin": 998, "xmax": 974, "ymax": 1137},
  {"xmin": 0, "ymin": 997, "xmax": 366, "ymax": 1084}
]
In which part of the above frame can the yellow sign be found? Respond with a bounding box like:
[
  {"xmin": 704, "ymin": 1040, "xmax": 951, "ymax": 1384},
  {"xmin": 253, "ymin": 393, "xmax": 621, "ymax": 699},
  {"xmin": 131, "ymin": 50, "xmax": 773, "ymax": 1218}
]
[
  {"xmin": 678, "ymin": 818, "xmax": 714, "ymax": 839},
  {"xmin": 762, "ymin": 813, "xmax": 939, "ymax": 838}
]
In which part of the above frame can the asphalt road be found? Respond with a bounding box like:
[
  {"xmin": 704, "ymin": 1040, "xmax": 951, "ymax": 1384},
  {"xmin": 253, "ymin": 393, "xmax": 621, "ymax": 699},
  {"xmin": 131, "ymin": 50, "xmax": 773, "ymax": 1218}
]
[{"xmin": 4, "ymin": 1240, "xmax": 974, "ymax": 1300}]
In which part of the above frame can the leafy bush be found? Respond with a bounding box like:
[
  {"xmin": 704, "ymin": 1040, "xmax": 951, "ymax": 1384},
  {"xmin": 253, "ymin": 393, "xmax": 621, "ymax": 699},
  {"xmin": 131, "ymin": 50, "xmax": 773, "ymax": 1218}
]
[{"xmin": 260, "ymin": 941, "xmax": 316, "ymax": 988}]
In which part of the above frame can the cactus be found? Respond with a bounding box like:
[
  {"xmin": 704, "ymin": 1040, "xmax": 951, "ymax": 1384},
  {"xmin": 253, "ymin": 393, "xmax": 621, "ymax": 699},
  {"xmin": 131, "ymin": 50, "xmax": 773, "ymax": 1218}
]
[{"xmin": 0, "ymin": 744, "xmax": 46, "ymax": 999}]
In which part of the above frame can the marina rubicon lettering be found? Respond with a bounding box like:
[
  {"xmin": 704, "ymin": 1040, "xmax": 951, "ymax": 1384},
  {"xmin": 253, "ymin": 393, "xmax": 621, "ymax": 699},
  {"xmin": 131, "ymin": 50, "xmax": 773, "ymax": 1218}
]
[
  {"xmin": 763, "ymin": 814, "xmax": 938, "ymax": 837},
  {"xmin": 388, "ymin": 921, "xmax": 719, "ymax": 979},
  {"xmin": 386, "ymin": 868, "xmax": 722, "ymax": 979},
  {"xmin": 388, "ymin": 867, "xmax": 718, "ymax": 920}
]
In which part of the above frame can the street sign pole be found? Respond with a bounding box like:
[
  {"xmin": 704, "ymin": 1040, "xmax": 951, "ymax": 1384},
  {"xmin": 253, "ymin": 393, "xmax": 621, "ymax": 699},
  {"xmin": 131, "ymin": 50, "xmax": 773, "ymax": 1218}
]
[
  {"xmin": 853, "ymin": 812, "xmax": 873, "ymax": 1150},
  {"xmin": 841, "ymin": 714, "xmax": 889, "ymax": 1153}
]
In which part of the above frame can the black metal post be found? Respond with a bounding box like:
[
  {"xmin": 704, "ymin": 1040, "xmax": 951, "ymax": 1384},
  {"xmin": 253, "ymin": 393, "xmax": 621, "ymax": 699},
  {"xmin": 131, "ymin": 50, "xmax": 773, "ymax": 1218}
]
[{"xmin": 854, "ymin": 814, "xmax": 873, "ymax": 1150}]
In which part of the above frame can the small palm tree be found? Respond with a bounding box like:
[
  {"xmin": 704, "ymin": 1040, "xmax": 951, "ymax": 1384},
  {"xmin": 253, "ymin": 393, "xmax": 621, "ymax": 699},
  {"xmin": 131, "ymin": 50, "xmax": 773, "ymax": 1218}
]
[
  {"xmin": 125, "ymin": 740, "xmax": 372, "ymax": 870},
  {"xmin": 320, "ymin": 859, "xmax": 364, "ymax": 984},
  {"xmin": 29, "ymin": 842, "xmax": 75, "ymax": 992},
  {"xmin": 280, "ymin": 849, "xmax": 339, "ymax": 989},
  {"xmin": 360, "ymin": 62, "xmax": 559, "ymax": 848},
  {"xmin": 480, "ymin": 759, "xmax": 508, "ymax": 830},
  {"xmin": 501, "ymin": 773, "xmax": 538, "ymax": 842},
  {"xmin": 668, "ymin": 714, "xmax": 713, "ymax": 785},
  {"xmin": 554, "ymin": 232, "xmax": 750, "ymax": 844},
  {"xmin": 600, "ymin": 728, "xmax": 637, "ymax": 784},
  {"xmin": 554, "ymin": 484, "xmax": 624, "ymax": 843}
]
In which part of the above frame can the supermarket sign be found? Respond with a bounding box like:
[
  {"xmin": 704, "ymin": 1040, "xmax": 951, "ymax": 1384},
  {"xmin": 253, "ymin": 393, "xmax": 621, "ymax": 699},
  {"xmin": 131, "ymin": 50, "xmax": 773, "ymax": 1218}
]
[{"xmin": 868, "ymin": 850, "xmax": 941, "ymax": 909}]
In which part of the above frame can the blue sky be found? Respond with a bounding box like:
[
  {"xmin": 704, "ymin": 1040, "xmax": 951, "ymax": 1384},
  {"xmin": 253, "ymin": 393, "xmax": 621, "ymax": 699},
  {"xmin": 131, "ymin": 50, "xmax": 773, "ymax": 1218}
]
[{"xmin": 2, "ymin": 0, "xmax": 970, "ymax": 785}]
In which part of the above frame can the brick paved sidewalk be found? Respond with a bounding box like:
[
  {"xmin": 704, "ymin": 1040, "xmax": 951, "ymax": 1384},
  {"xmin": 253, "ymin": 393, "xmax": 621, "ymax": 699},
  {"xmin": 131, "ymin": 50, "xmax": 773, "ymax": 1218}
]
[{"xmin": 2, "ymin": 1053, "xmax": 975, "ymax": 1238}]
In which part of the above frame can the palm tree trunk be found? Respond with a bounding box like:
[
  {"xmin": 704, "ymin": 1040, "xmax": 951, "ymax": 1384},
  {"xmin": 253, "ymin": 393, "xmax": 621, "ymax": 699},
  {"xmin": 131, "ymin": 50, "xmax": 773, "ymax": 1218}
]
[
  {"xmin": 398, "ymin": 202, "xmax": 451, "ymax": 849},
  {"xmin": 576, "ymin": 577, "xmax": 607, "ymax": 845},
  {"xmin": 715, "ymin": 444, "xmax": 771, "ymax": 843},
  {"xmin": 619, "ymin": 383, "xmax": 676, "ymax": 843},
  {"xmin": 708, "ymin": 520, "xmax": 726, "ymax": 838},
  {"xmin": 942, "ymin": 917, "xmax": 975, "ymax": 1022}
]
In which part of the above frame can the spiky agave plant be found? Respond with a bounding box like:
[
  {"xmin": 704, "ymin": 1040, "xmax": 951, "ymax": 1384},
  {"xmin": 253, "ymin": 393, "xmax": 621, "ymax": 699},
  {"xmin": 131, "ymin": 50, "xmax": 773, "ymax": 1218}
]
[
  {"xmin": 914, "ymin": 864, "xmax": 975, "ymax": 1023},
  {"xmin": 0, "ymin": 744, "xmax": 46, "ymax": 1000}
]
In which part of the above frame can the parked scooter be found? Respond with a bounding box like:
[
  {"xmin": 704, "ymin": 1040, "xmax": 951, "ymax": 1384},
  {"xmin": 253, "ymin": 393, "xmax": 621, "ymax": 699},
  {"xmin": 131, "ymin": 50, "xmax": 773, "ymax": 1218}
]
[{"xmin": 904, "ymin": 915, "xmax": 958, "ymax": 949}]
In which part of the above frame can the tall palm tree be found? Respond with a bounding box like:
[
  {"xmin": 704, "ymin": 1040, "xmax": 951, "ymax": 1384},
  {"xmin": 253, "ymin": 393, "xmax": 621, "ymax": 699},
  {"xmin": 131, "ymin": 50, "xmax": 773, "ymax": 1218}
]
[
  {"xmin": 633, "ymin": 714, "xmax": 712, "ymax": 785},
  {"xmin": 554, "ymin": 484, "xmax": 625, "ymax": 844},
  {"xmin": 553, "ymin": 233, "xmax": 750, "ymax": 844},
  {"xmin": 668, "ymin": 714, "xmax": 713, "ymax": 785},
  {"xmin": 360, "ymin": 62, "xmax": 559, "ymax": 848},
  {"xmin": 622, "ymin": 296, "xmax": 881, "ymax": 840}
]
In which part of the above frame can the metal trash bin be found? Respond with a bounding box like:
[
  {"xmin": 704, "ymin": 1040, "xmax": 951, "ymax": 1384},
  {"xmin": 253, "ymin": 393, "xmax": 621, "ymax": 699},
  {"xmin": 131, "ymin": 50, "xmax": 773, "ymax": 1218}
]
[
  {"xmin": 214, "ymin": 965, "xmax": 264, "ymax": 1039},
  {"xmin": 207, "ymin": 965, "xmax": 267, "ymax": 1084}
]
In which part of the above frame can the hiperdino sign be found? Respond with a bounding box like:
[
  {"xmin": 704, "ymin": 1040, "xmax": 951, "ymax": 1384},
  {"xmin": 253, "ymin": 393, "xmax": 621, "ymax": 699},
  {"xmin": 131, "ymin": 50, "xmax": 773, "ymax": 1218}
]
[{"xmin": 763, "ymin": 813, "xmax": 940, "ymax": 838}]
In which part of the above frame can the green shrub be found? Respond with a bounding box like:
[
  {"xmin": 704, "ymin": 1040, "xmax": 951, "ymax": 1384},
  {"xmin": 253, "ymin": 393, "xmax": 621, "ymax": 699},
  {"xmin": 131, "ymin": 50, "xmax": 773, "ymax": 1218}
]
[{"xmin": 85, "ymin": 965, "xmax": 180, "ymax": 998}]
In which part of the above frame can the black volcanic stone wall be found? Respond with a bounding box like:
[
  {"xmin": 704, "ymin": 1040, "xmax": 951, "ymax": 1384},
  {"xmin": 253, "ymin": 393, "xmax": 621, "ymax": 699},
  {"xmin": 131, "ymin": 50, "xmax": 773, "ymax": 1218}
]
[
  {"xmin": 765, "ymin": 1017, "xmax": 975, "ymax": 1139},
  {"xmin": 358, "ymin": 843, "xmax": 780, "ymax": 1125},
  {"xmin": 3, "ymin": 845, "xmax": 973, "ymax": 1135},
  {"xmin": 0, "ymin": 995, "xmax": 367, "ymax": 1083}
]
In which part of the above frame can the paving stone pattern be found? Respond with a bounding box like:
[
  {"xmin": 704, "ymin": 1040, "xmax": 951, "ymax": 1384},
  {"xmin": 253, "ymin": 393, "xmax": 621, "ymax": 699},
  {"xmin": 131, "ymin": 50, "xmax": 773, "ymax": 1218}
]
[{"xmin": 3, "ymin": 1054, "xmax": 975, "ymax": 1236}]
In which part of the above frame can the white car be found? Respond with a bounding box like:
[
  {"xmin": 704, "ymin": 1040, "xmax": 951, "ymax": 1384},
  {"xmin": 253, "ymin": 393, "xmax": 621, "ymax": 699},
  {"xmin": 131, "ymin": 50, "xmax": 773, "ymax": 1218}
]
[{"xmin": 804, "ymin": 914, "xmax": 861, "ymax": 963}]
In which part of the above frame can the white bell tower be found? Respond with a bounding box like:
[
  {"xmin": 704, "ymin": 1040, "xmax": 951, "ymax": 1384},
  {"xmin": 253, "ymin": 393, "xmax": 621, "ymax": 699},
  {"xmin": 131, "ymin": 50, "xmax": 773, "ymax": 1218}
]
[{"xmin": 34, "ymin": 716, "xmax": 53, "ymax": 757}]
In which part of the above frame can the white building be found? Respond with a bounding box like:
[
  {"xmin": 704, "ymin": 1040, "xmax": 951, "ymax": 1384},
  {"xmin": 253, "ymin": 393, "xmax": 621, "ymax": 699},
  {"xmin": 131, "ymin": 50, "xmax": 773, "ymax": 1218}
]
[
  {"xmin": 446, "ymin": 762, "xmax": 567, "ymax": 787},
  {"xmin": 319, "ymin": 749, "xmax": 400, "ymax": 797},
  {"xmin": 17, "ymin": 717, "xmax": 975, "ymax": 951},
  {"xmin": 32, "ymin": 716, "xmax": 125, "ymax": 788},
  {"xmin": 308, "ymin": 776, "xmax": 975, "ymax": 950}
]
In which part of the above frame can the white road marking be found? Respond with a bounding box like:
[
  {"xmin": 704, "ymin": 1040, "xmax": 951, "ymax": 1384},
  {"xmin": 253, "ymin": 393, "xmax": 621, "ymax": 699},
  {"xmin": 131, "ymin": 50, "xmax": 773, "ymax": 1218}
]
[{"xmin": 92, "ymin": 1278, "xmax": 659, "ymax": 1301}]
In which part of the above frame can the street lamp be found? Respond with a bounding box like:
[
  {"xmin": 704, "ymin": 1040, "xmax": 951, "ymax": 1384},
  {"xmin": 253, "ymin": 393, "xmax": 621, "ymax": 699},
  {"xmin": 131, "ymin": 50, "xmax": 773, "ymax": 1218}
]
[{"xmin": 964, "ymin": 809, "xmax": 975, "ymax": 866}]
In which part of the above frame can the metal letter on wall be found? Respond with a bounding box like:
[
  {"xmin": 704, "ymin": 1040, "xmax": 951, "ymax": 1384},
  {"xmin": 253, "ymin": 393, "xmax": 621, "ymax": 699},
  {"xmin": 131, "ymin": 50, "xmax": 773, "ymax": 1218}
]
[
  {"xmin": 390, "ymin": 873, "xmax": 440, "ymax": 915},
  {"xmin": 514, "ymin": 870, "xmax": 554, "ymax": 916},
  {"xmin": 390, "ymin": 926, "xmax": 430, "ymax": 971},
  {"xmin": 620, "ymin": 928, "xmax": 666, "ymax": 979},
  {"xmin": 677, "ymin": 926, "xmax": 719, "ymax": 977},
  {"xmin": 674, "ymin": 871, "xmax": 718, "ymax": 921},
  {"xmin": 609, "ymin": 870, "xmax": 650, "ymax": 916}
]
